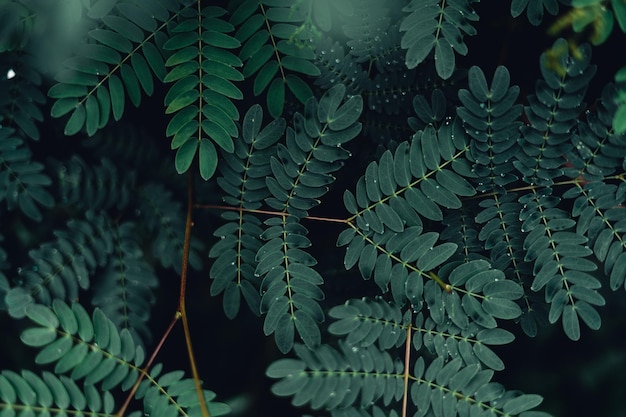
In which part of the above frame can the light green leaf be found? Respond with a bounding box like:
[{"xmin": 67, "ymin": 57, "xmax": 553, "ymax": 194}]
[
  {"xmin": 175, "ymin": 139, "xmax": 199, "ymax": 174},
  {"xmin": 109, "ymin": 74, "xmax": 125, "ymax": 121},
  {"xmin": 562, "ymin": 304, "xmax": 580, "ymax": 340},
  {"xmin": 436, "ymin": 169, "xmax": 476, "ymax": 197},
  {"xmin": 286, "ymin": 74, "xmax": 313, "ymax": 104},
  {"xmin": 132, "ymin": 53, "xmax": 154, "ymax": 95},
  {"xmin": 64, "ymin": 104, "xmax": 86, "ymax": 136},
  {"xmin": 482, "ymin": 297, "xmax": 522, "ymax": 319},
  {"xmin": 281, "ymin": 56, "xmax": 320, "ymax": 76},
  {"xmin": 254, "ymin": 60, "xmax": 279, "ymax": 96},
  {"xmin": 421, "ymin": 178, "xmax": 462, "ymax": 209},
  {"xmin": 51, "ymin": 98, "xmax": 80, "ymax": 118},
  {"xmin": 405, "ymin": 35, "xmax": 435, "ymax": 69},
  {"xmin": 20, "ymin": 328, "xmax": 56, "ymax": 347},
  {"xmin": 202, "ymin": 120, "xmax": 233, "ymax": 152},
  {"xmin": 503, "ymin": 394, "xmax": 544, "ymax": 414},
  {"xmin": 35, "ymin": 336, "xmax": 72, "ymax": 365},
  {"xmin": 294, "ymin": 310, "xmax": 320, "ymax": 349},
  {"xmin": 417, "ymin": 242, "xmax": 458, "ymax": 271},
  {"xmin": 434, "ymin": 40, "xmax": 455, "ymax": 79},
  {"xmin": 199, "ymin": 138, "xmax": 218, "ymax": 180},
  {"xmin": 473, "ymin": 343, "xmax": 504, "ymax": 371},
  {"xmin": 328, "ymin": 95, "xmax": 363, "ymax": 131},
  {"xmin": 267, "ymin": 77, "xmax": 285, "ymax": 118},
  {"xmin": 85, "ymin": 95, "xmax": 99, "ymax": 137}
]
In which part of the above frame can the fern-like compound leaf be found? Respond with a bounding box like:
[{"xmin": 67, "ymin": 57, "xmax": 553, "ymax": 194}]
[
  {"xmin": 48, "ymin": 0, "xmax": 176, "ymax": 137},
  {"xmin": 267, "ymin": 342, "xmax": 404, "ymax": 410},
  {"xmin": 0, "ymin": 52, "xmax": 45, "ymax": 140},
  {"xmin": 565, "ymin": 83, "xmax": 626, "ymax": 182},
  {"xmin": 457, "ymin": 66, "xmax": 523, "ymax": 192},
  {"xmin": 136, "ymin": 364, "xmax": 230, "ymax": 417},
  {"xmin": 253, "ymin": 84, "xmax": 362, "ymax": 352},
  {"xmin": 342, "ymin": 0, "xmax": 393, "ymax": 64},
  {"xmin": 0, "ymin": 128, "xmax": 54, "ymax": 221},
  {"xmin": 164, "ymin": 5, "xmax": 243, "ymax": 180},
  {"xmin": 20, "ymin": 300, "xmax": 144, "ymax": 391},
  {"xmin": 257, "ymin": 216, "xmax": 323, "ymax": 353},
  {"xmin": 400, "ymin": 0, "xmax": 478, "ymax": 79},
  {"xmin": 92, "ymin": 221, "xmax": 158, "ymax": 347},
  {"xmin": 328, "ymin": 298, "xmax": 410, "ymax": 349},
  {"xmin": 0, "ymin": 369, "xmax": 117, "ymax": 417},
  {"xmin": 413, "ymin": 310, "xmax": 515, "ymax": 371},
  {"xmin": 230, "ymin": 0, "xmax": 321, "ymax": 117},
  {"xmin": 5, "ymin": 212, "xmax": 113, "ymax": 318},
  {"xmin": 515, "ymin": 39, "xmax": 597, "ymax": 186},
  {"xmin": 264, "ymin": 84, "xmax": 362, "ymax": 217},
  {"xmin": 52, "ymin": 156, "xmax": 136, "ymax": 213},
  {"xmin": 520, "ymin": 188, "xmax": 604, "ymax": 340},
  {"xmin": 339, "ymin": 117, "xmax": 474, "ymax": 304},
  {"xmin": 411, "ymin": 356, "xmax": 547, "ymax": 417},
  {"xmin": 211, "ymin": 104, "xmax": 285, "ymax": 318}
]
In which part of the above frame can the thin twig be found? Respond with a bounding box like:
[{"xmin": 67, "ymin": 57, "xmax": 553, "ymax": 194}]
[
  {"xmin": 179, "ymin": 172, "xmax": 211, "ymax": 417},
  {"xmin": 194, "ymin": 203, "xmax": 348, "ymax": 224},
  {"xmin": 115, "ymin": 314, "xmax": 180, "ymax": 417},
  {"xmin": 402, "ymin": 320, "xmax": 412, "ymax": 417}
]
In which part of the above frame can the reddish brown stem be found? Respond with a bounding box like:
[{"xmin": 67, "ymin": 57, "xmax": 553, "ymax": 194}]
[
  {"xmin": 194, "ymin": 203, "xmax": 348, "ymax": 224},
  {"xmin": 179, "ymin": 173, "xmax": 211, "ymax": 417},
  {"xmin": 115, "ymin": 313, "xmax": 180, "ymax": 417}
]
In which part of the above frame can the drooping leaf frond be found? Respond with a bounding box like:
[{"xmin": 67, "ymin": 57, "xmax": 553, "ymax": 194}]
[
  {"xmin": 400, "ymin": 0, "xmax": 478, "ymax": 79},
  {"xmin": 267, "ymin": 342, "xmax": 404, "ymax": 410},
  {"xmin": 338, "ymin": 117, "xmax": 475, "ymax": 304},
  {"xmin": 230, "ymin": 0, "xmax": 321, "ymax": 118},
  {"xmin": 135, "ymin": 363, "xmax": 231, "ymax": 417},
  {"xmin": 51, "ymin": 156, "xmax": 136, "ymax": 213},
  {"xmin": 92, "ymin": 221, "xmax": 158, "ymax": 347},
  {"xmin": 255, "ymin": 84, "xmax": 363, "ymax": 353},
  {"xmin": 457, "ymin": 65, "xmax": 523, "ymax": 192},
  {"xmin": 164, "ymin": 5, "xmax": 243, "ymax": 180},
  {"xmin": 5, "ymin": 211, "xmax": 113, "ymax": 318},
  {"xmin": 0, "ymin": 369, "xmax": 117, "ymax": 417},
  {"xmin": 0, "ymin": 128, "xmax": 54, "ymax": 221},
  {"xmin": 0, "ymin": 53, "xmax": 45, "ymax": 140},
  {"xmin": 48, "ymin": 0, "xmax": 178, "ymax": 137},
  {"xmin": 210, "ymin": 104, "xmax": 286, "ymax": 318},
  {"xmin": 515, "ymin": 39, "xmax": 597, "ymax": 187},
  {"xmin": 268, "ymin": 331, "xmax": 546, "ymax": 417},
  {"xmin": 19, "ymin": 300, "xmax": 144, "ymax": 389}
]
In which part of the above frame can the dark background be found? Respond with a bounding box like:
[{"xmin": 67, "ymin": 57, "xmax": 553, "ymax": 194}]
[{"xmin": 2, "ymin": 1, "xmax": 626, "ymax": 417}]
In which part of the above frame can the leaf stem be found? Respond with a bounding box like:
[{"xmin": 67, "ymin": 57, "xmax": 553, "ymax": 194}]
[
  {"xmin": 402, "ymin": 320, "xmax": 412, "ymax": 417},
  {"xmin": 115, "ymin": 313, "xmax": 180, "ymax": 417},
  {"xmin": 180, "ymin": 172, "xmax": 211, "ymax": 417},
  {"xmin": 194, "ymin": 203, "xmax": 348, "ymax": 223}
]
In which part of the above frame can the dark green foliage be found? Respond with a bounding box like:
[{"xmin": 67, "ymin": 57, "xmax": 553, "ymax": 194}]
[
  {"xmin": 400, "ymin": 0, "xmax": 478, "ymax": 78},
  {"xmin": 0, "ymin": 129, "xmax": 54, "ymax": 220},
  {"xmin": 511, "ymin": 0, "xmax": 560, "ymax": 26},
  {"xmin": 1, "ymin": 1, "xmax": 625, "ymax": 417}
]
